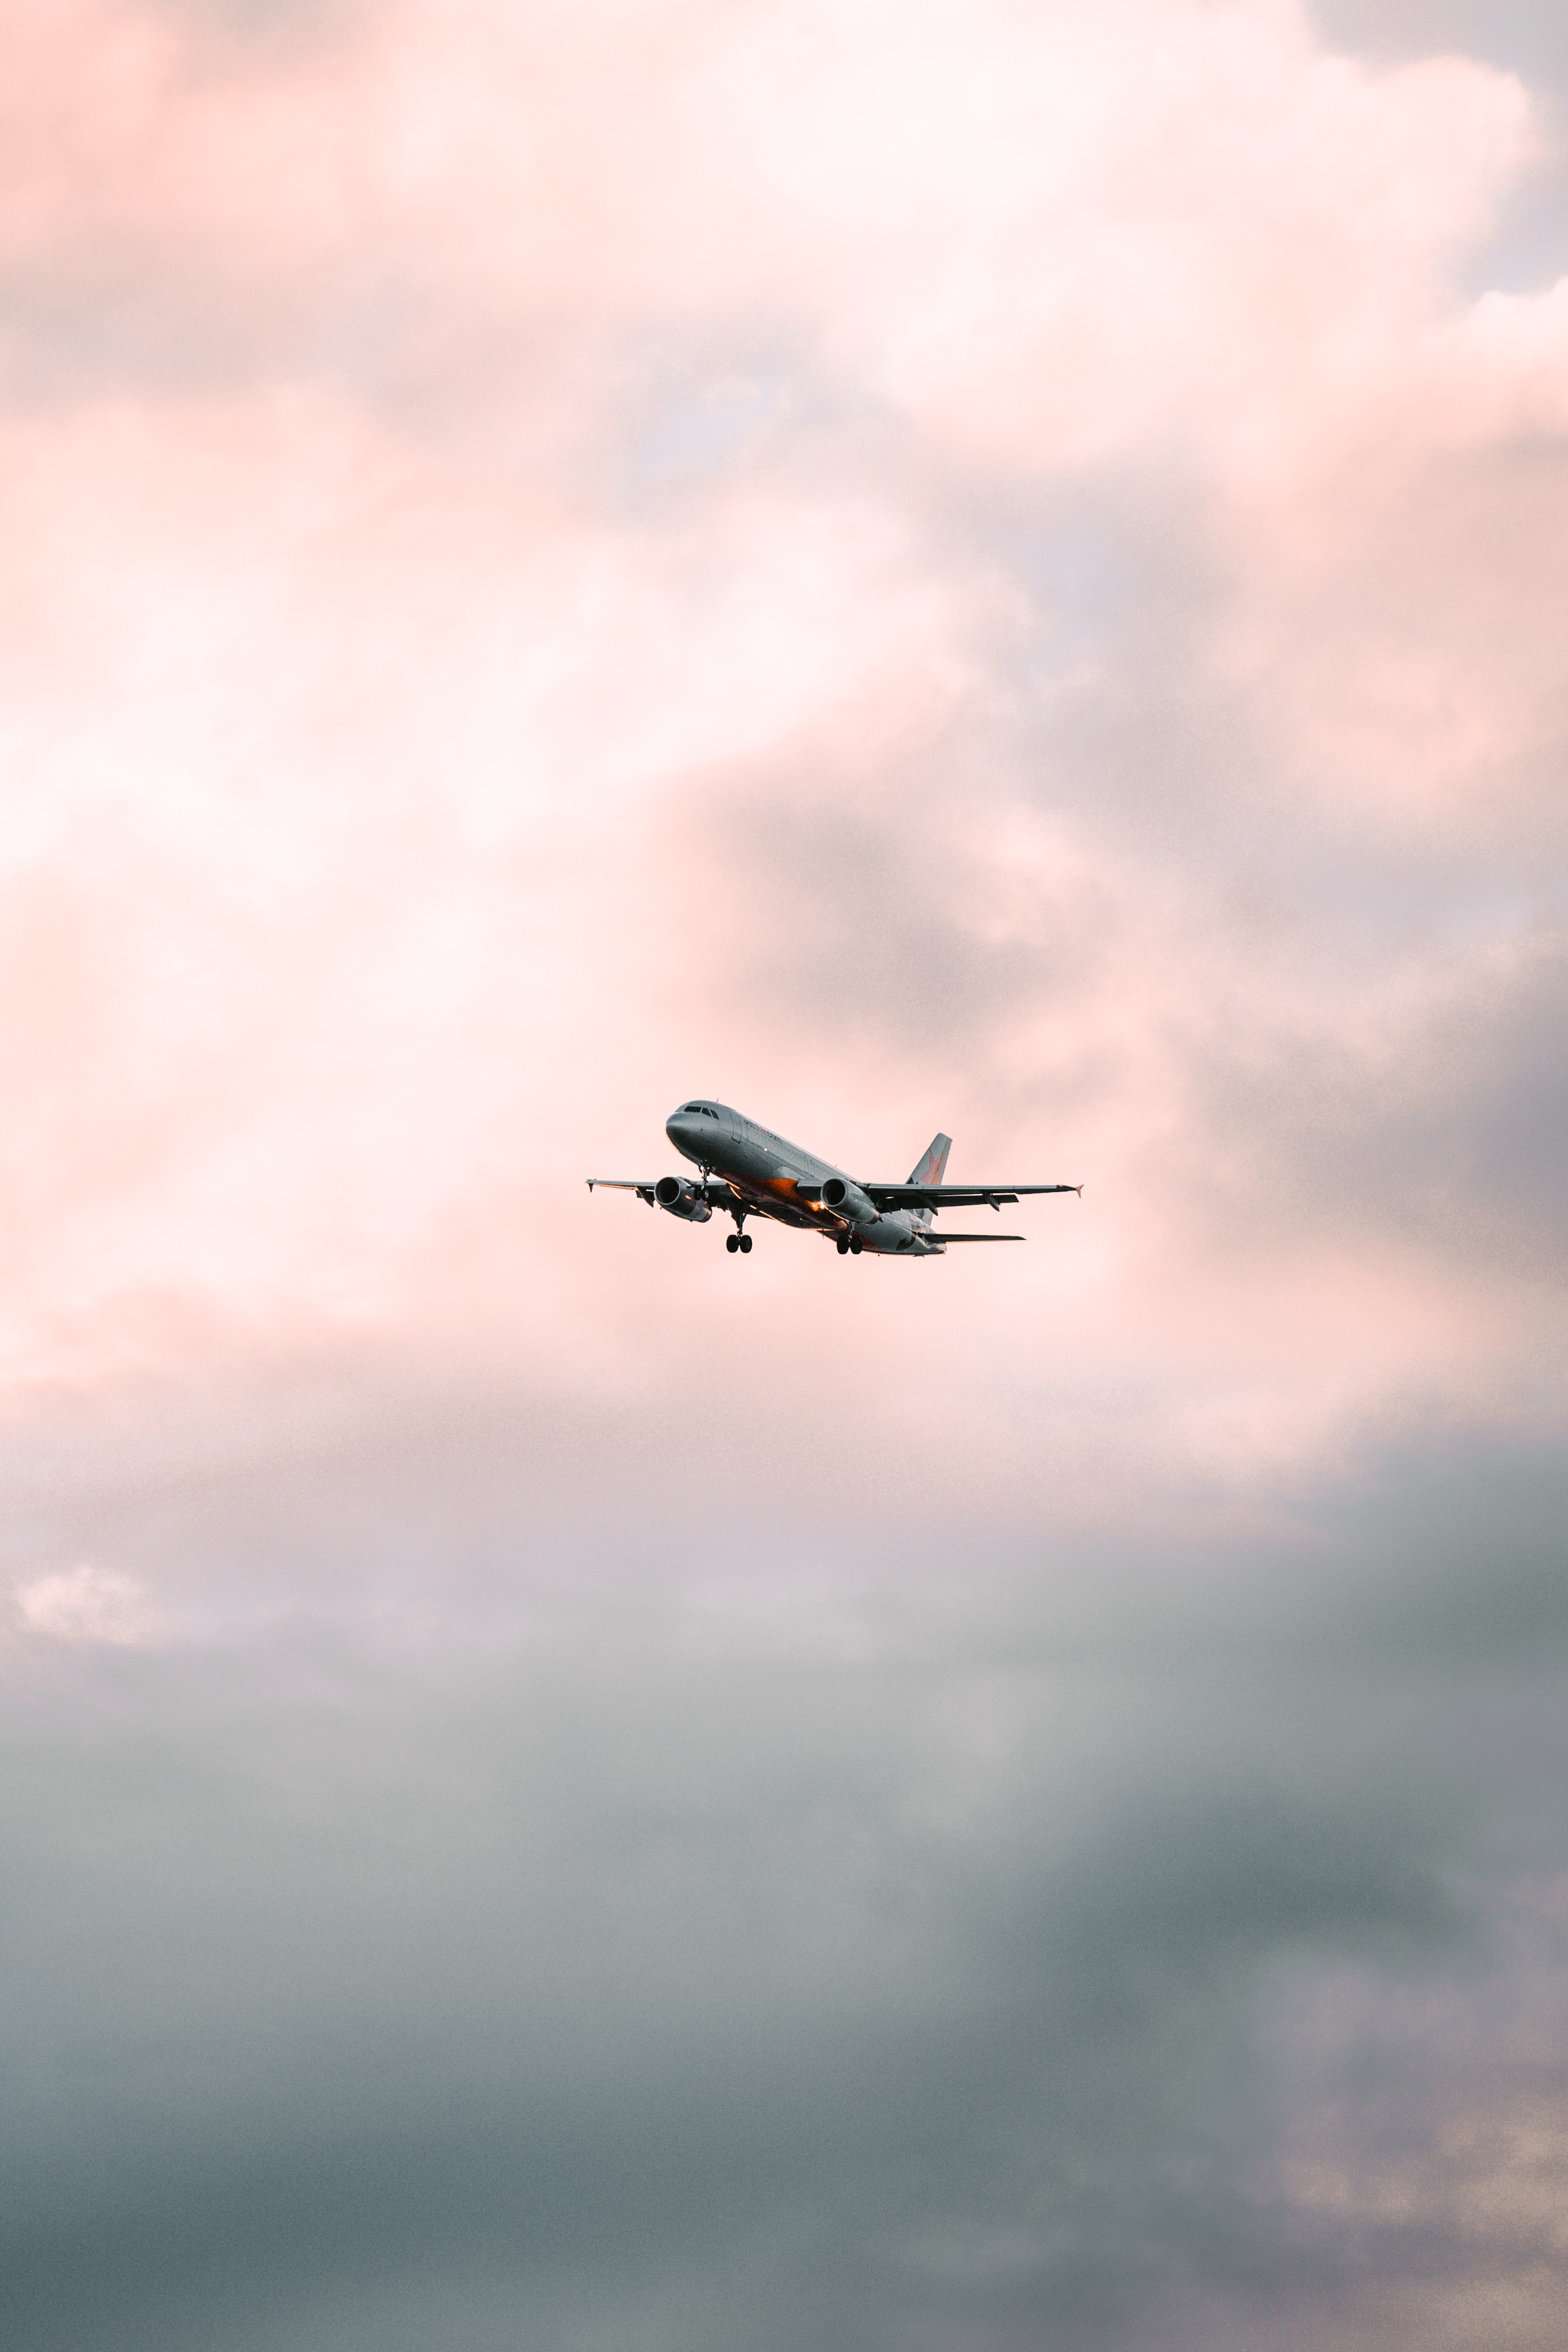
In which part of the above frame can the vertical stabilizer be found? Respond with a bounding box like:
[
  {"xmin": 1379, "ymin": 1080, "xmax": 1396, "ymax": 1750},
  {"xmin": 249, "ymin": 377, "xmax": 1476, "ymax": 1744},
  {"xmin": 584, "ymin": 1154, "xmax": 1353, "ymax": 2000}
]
[{"xmin": 906, "ymin": 1133, "xmax": 951, "ymax": 1227}]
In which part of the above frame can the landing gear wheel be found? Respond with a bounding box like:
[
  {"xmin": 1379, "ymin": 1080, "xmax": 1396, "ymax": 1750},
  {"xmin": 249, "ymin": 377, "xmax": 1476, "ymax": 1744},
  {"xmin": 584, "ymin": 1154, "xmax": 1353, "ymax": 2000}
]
[
  {"xmin": 836, "ymin": 1238, "xmax": 850, "ymax": 1255},
  {"xmin": 725, "ymin": 1233, "xmax": 738, "ymax": 1253},
  {"xmin": 739, "ymin": 1233, "xmax": 752, "ymax": 1253},
  {"xmin": 849, "ymin": 1236, "xmax": 863, "ymax": 1255}
]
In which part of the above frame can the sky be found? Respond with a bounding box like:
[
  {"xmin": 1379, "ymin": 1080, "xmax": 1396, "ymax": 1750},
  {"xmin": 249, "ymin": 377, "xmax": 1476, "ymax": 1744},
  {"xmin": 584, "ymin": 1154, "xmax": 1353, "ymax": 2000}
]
[{"xmin": 1, "ymin": 2, "xmax": 1565, "ymax": 2345}]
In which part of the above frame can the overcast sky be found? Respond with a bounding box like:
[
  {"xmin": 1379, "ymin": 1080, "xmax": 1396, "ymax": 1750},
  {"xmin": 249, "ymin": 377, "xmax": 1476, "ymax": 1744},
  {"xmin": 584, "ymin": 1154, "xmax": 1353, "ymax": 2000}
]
[{"xmin": 2, "ymin": 4, "xmax": 1565, "ymax": 2347}]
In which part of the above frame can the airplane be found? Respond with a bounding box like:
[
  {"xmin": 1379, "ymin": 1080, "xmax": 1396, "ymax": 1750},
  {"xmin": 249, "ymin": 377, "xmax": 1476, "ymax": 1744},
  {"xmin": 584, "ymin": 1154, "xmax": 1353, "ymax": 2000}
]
[{"xmin": 588, "ymin": 1100, "xmax": 1080, "ymax": 1258}]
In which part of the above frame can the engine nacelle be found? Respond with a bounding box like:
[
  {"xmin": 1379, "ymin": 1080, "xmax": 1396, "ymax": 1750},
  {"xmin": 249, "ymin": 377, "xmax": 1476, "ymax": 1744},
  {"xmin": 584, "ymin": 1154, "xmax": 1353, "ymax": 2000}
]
[
  {"xmin": 654, "ymin": 1175, "xmax": 712, "ymax": 1223},
  {"xmin": 820, "ymin": 1175, "xmax": 878, "ymax": 1229}
]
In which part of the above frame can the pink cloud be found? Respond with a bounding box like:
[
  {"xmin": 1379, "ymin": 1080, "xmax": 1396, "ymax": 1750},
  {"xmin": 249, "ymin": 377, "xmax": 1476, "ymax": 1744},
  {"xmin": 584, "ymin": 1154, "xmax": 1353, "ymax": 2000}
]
[{"xmin": 0, "ymin": 0, "xmax": 1560, "ymax": 1518}]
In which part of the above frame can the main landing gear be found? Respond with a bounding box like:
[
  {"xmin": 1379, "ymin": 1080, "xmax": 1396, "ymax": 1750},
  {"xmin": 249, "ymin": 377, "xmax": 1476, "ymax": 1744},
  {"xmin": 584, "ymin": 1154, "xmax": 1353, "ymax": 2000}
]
[
  {"xmin": 725, "ymin": 1231, "xmax": 753, "ymax": 1254},
  {"xmin": 835, "ymin": 1235, "xmax": 862, "ymax": 1255}
]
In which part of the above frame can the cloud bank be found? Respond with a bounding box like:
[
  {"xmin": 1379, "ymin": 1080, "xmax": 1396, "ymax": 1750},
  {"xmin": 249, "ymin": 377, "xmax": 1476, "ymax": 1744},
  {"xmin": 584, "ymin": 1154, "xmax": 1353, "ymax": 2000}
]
[{"xmin": 1, "ymin": 3, "xmax": 1565, "ymax": 2345}]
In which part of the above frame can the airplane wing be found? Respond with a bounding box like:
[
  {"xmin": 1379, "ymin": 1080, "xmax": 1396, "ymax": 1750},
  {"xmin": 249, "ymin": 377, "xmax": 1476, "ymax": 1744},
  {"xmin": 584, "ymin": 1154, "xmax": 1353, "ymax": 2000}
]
[
  {"xmin": 586, "ymin": 1179, "xmax": 737, "ymax": 1205},
  {"xmin": 874, "ymin": 1183, "xmax": 1080, "ymax": 1210},
  {"xmin": 926, "ymin": 1232, "xmax": 1025, "ymax": 1241},
  {"xmin": 795, "ymin": 1183, "xmax": 1080, "ymax": 1210}
]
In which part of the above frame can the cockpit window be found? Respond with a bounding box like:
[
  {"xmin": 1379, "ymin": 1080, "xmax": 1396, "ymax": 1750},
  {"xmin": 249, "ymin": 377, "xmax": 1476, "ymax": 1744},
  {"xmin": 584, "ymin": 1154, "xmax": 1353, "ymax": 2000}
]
[{"xmin": 680, "ymin": 1104, "xmax": 719, "ymax": 1118}]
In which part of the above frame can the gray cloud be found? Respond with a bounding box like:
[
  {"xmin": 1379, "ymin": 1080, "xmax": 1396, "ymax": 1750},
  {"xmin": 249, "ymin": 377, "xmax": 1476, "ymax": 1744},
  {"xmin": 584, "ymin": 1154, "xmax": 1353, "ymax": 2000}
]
[
  {"xmin": 1310, "ymin": 1, "xmax": 1568, "ymax": 88},
  {"xmin": 687, "ymin": 777, "xmax": 1109, "ymax": 1056},
  {"xmin": 2, "ymin": 1432, "xmax": 1564, "ymax": 2350},
  {"xmin": 1190, "ymin": 923, "xmax": 1568, "ymax": 1283},
  {"xmin": 148, "ymin": 0, "xmax": 370, "ymax": 65},
  {"xmin": 1310, "ymin": 1, "xmax": 1568, "ymax": 295}
]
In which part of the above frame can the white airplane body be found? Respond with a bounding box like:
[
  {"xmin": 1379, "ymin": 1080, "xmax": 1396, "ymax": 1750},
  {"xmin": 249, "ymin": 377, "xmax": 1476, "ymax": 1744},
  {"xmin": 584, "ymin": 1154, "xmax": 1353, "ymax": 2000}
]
[{"xmin": 589, "ymin": 1100, "xmax": 1079, "ymax": 1258}]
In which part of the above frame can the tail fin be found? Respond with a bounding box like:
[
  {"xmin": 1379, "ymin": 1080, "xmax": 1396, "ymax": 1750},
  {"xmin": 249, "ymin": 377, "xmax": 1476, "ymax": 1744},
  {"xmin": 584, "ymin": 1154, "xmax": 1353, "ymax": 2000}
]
[
  {"xmin": 906, "ymin": 1133, "xmax": 951, "ymax": 1227},
  {"xmin": 906, "ymin": 1132, "xmax": 952, "ymax": 1187}
]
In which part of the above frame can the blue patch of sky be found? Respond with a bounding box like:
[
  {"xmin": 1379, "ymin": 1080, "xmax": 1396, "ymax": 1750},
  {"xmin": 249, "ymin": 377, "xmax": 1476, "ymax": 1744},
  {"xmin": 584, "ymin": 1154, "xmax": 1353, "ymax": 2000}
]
[
  {"xmin": 987, "ymin": 500, "xmax": 1144, "ymax": 688},
  {"xmin": 1466, "ymin": 168, "xmax": 1568, "ymax": 295},
  {"xmin": 618, "ymin": 350, "xmax": 803, "ymax": 507}
]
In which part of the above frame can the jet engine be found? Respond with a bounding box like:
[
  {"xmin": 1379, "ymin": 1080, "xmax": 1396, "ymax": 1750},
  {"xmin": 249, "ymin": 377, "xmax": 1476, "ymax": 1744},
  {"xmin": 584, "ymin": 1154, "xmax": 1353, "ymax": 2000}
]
[
  {"xmin": 820, "ymin": 1175, "xmax": 879, "ymax": 1229},
  {"xmin": 654, "ymin": 1175, "xmax": 713, "ymax": 1223}
]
